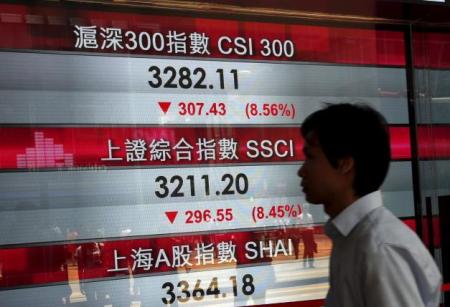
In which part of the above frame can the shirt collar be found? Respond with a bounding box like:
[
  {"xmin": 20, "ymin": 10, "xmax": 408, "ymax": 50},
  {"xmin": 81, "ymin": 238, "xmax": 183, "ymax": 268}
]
[{"xmin": 325, "ymin": 190, "xmax": 383, "ymax": 238}]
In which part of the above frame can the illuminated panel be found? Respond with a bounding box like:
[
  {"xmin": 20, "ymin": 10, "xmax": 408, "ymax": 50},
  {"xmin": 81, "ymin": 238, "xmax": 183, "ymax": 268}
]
[
  {"xmin": 0, "ymin": 126, "xmax": 415, "ymax": 169},
  {"xmin": 0, "ymin": 260, "xmax": 328, "ymax": 306},
  {"xmin": 0, "ymin": 52, "xmax": 408, "ymax": 125},
  {"xmin": 0, "ymin": 162, "xmax": 413, "ymax": 246},
  {"xmin": 0, "ymin": 4, "xmax": 405, "ymax": 65},
  {"xmin": 0, "ymin": 3, "xmax": 413, "ymax": 307}
]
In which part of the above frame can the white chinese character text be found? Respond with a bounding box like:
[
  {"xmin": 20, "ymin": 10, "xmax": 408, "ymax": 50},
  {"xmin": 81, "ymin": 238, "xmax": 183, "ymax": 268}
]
[
  {"xmin": 173, "ymin": 138, "xmax": 194, "ymax": 161},
  {"xmin": 149, "ymin": 139, "xmax": 172, "ymax": 161},
  {"xmin": 166, "ymin": 31, "xmax": 187, "ymax": 54},
  {"xmin": 195, "ymin": 243, "xmax": 215, "ymax": 265},
  {"xmin": 196, "ymin": 138, "xmax": 216, "ymax": 161},
  {"xmin": 125, "ymin": 139, "xmax": 147, "ymax": 162},
  {"xmin": 131, "ymin": 248, "xmax": 153, "ymax": 271},
  {"xmin": 107, "ymin": 250, "xmax": 128, "ymax": 272},
  {"xmin": 101, "ymin": 139, "xmax": 123, "ymax": 161},
  {"xmin": 101, "ymin": 27, "xmax": 124, "ymax": 51},
  {"xmin": 172, "ymin": 245, "xmax": 193, "ymax": 268},
  {"xmin": 74, "ymin": 25, "xmax": 98, "ymax": 49},
  {"xmin": 189, "ymin": 32, "xmax": 210, "ymax": 55},
  {"xmin": 217, "ymin": 241, "xmax": 237, "ymax": 263},
  {"xmin": 218, "ymin": 138, "xmax": 239, "ymax": 160}
]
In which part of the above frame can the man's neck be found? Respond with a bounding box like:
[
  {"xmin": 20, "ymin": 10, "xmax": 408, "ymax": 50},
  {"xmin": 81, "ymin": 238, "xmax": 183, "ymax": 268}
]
[{"xmin": 326, "ymin": 192, "xmax": 359, "ymax": 219}]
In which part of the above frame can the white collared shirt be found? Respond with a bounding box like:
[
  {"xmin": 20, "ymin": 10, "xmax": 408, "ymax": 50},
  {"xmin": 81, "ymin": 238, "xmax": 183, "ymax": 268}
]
[{"xmin": 325, "ymin": 191, "xmax": 442, "ymax": 307}]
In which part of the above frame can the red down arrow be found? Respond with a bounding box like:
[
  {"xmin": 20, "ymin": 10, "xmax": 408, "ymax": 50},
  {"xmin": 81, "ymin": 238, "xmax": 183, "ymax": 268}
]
[
  {"xmin": 165, "ymin": 211, "xmax": 178, "ymax": 224},
  {"xmin": 158, "ymin": 101, "xmax": 171, "ymax": 114}
]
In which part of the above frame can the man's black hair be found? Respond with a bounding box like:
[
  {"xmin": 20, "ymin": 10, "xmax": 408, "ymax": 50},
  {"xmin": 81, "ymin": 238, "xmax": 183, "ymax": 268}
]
[{"xmin": 301, "ymin": 103, "xmax": 391, "ymax": 197}]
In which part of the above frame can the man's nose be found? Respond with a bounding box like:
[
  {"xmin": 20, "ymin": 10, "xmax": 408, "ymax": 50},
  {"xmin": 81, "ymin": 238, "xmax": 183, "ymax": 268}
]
[{"xmin": 297, "ymin": 165, "xmax": 304, "ymax": 178}]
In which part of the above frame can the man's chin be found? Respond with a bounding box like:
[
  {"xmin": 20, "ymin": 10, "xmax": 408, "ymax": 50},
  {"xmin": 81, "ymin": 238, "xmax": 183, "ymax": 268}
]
[{"xmin": 304, "ymin": 194, "xmax": 321, "ymax": 205}]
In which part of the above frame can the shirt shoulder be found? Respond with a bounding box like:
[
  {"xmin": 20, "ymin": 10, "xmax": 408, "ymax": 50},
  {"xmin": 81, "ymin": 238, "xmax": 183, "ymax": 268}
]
[
  {"xmin": 354, "ymin": 206, "xmax": 422, "ymax": 252},
  {"xmin": 351, "ymin": 207, "xmax": 441, "ymax": 293}
]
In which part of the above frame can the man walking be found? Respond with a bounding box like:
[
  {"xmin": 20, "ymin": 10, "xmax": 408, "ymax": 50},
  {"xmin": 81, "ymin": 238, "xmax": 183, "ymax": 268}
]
[{"xmin": 298, "ymin": 103, "xmax": 441, "ymax": 306}]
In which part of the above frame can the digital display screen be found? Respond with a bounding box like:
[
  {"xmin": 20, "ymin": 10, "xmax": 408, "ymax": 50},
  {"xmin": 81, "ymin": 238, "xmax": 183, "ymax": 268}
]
[{"xmin": 0, "ymin": 3, "xmax": 416, "ymax": 306}]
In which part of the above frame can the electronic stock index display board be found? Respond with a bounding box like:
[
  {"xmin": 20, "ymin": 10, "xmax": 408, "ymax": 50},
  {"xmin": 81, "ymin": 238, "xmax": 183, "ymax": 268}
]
[{"xmin": 0, "ymin": 3, "xmax": 415, "ymax": 306}]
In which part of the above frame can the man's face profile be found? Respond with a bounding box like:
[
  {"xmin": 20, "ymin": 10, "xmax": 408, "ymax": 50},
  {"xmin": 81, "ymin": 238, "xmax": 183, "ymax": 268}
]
[{"xmin": 298, "ymin": 133, "xmax": 342, "ymax": 212}]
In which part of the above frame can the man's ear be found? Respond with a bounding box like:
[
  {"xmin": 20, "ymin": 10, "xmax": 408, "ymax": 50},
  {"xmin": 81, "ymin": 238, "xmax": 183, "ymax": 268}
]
[{"xmin": 337, "ymin": 156, "xmax": 354, "ymax": 175}]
